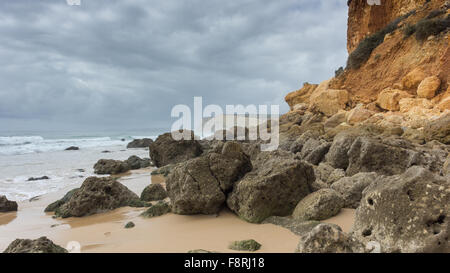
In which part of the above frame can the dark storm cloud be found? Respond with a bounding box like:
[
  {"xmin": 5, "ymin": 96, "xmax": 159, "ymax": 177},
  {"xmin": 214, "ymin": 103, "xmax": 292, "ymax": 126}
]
[{"xmin": 0, "ymin": 0, "xmax": 348, "ymax": 131}]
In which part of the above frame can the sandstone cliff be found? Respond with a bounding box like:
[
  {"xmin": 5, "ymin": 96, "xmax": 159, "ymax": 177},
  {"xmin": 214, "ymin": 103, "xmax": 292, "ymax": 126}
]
[{"xmin": 285, "ymin": 0, "xmax": 449, "ymax": 135}]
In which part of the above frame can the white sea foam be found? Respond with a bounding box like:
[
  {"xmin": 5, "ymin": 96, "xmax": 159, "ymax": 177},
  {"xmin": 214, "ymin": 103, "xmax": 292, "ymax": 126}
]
[{"xmin": 0, "ymin": 134, "xmax": 158, "ymax": 201}]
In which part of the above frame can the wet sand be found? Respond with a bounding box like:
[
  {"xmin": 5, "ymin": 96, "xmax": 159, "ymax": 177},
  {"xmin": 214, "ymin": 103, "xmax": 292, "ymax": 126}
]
[{"xmin": 0, "ymin": 170, "xmax": 355, "ymax": 253}]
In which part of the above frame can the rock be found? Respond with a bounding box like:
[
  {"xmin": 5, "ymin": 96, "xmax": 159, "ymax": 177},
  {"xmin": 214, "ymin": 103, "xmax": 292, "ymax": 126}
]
[
  {"xmin": 151, "ymin": 163, "xmax": 178, "ymax": 177},
  {"xmin": 228, "ymin": 239, "xmax": 261, "ymax": 252},
  {"xmin": 93, "ymin": 159, "xmax": 131, "ymax": 175},
  {"xmin": 292, "ymin": 189, "xmax": 344, "ymax": 221},
  {"xmin": 285, "ymin": 83, "xmax": 318, "ymax": 110},
  {"xmin": 149, "ymin": 131, "xmax": 203, "ymax": 167},
  {"xmin": 295, "ymin": 224, "xmax": 365, "ymax": 253},
  {"xmin": 310, "ymin": 87, "xmax": 350, "ymax": 117},
  {"xmin": 437, "ymin": 97, "xmax": 450, "ymax": 111},
  {"xmin": 101, "ymin": 150, "xmax": 111, "ymax": 153},
  {"xmin": 3, "ymin": 237, "xmax": 67, "ymax": 253},
  {"xmin": 346, "ymin": 136, "xmax": 419, "ymax": 176},
  {"xmin": 262, "ymin": 216, "xmax": 320, "ymax": 236},
  {"xmin": 127, "ymin": 138, "xmax": 153, "ymax": 148},
  {"xmin": 0, "ymin": 195, "xmax": 18, "ymax": 212},
  {"xmin": 444, "ymin": 156, "xmax": 450, "ymax": 177},
  {"xmin": 352, "ymin": 167, "xmax": 450, "ymax": 253},
  {"xmin": 417, "ymin": 76, "xmax": 441, "ymax": 99},
  {"xmin": 140, "ymin": 201, "xmax": 171, "ymax": 218},
  {"xmin": 297, "ymin": 138, "xmax": 331, "ymax": 165},
  {"xmin": 140, "ymin": 184, "xmax": 168, "ymax": 201},
  {"xmin": 227, "ymin": 150, "xmax": 314, "ymax": 223},
  {"xmin": 324, "ymin": 111, "xmax": 347, "ymax": 129},
  {"xmin": 65, "ymin": 146, "xmax": 79, "ymax": 151},
  {"xmin": 27, "ymin": 176, "xmax": 49, "ymax": 181},
  {"xmin": 347, "ymin": 105, "xmax": 373, "ymax": 125},
  {"xmin": 125, "ymin": 155, "xmax": 151, "ymax": 170},
  {"xmin": 424, "ymin": 113, "xmax": 450, "ymax": 144},
  {"xmin": 399, "ymin": 98, "xmax": 433, "ymax": 113},
  {"xmin": 167, "ymin": 142, "xmax": 251, "ymax": 215},
  {"xmin": 124, "ymin": 221, "xmax": 135, "ymax": 229},
  {"xmin": 376, "ymin": 88, "xmax": 412, "ymax": 111},
  {"xmin": 402, "ymin": 68, "xmax": 427, "ymax": 90},
  {"xmin": 55, "ymin": 177, "xmax": 145, "ymax": 218},
  {"xmin": 313, "ymin": 163, "xmax": 346, "ymax": 186},
  {"xmin": 331, "ymin": 172, "xmax": 378, "ymax": 209},
  {"xmin": 44, "ymin": 188, "xmax": 79, "ymax": 212},
  {"xmin": 188, "ymin": 249, "xmax": 217, "ymax": 253},
  {"xmin": 325, "ymin": 132, "xmax": 358, "ymax": 169}
]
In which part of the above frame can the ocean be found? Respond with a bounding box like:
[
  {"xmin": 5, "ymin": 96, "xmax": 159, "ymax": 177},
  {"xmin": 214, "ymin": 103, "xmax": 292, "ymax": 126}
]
[{"xmin": 0, "ymin": 128, "xmax": 165, "ymax": 201}]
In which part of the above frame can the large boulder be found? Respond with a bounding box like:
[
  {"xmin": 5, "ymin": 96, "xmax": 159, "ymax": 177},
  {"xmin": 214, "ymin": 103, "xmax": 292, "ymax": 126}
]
[
  {"xmin": 166, "ymin": 142, "xmax": 251, "ymax": 215},
  {"xmin": 125, "ymin": 155, "xmax": 152, "ymax": 170},
  {"xmin": 292, "ymin": 189, "xmax": 344, "ymax": 221},
  {"xmin": 376, "ymin": 88, "xmax": 412, "ymax": 111},
  {"xmin": 227, "ymin": 150, "xmax": 315, "ymax": 223},
  {"xmin": 352, "ymin": 167, "xmax": 450, "ymax": 253},
  {"xmin": 424, "ymin": 114, "xmax": 450, "ymax": 144},
  {"xmin": 331, "ymin": 172, "xmax": 379, "ymax": 209},
  {"xmin": 3, "ymin": 237, "xmax": 67, "ymax": 253},
  {"xmin": 0, "ymin": 195, "xmax": 18, "ymax": 212},
  {"xmin": 127, "ymin": 138, "xmax": 153, "ymax": 148},
  {"xmin": 55, "ymin": 177, "xmax": 144, "ymax": 218},
  {"xmin": 93, "ymin": 159, "xmax": 130, "ymax": 175},
  {"xmin": 44, "ymin": 188, "xmax": 79, "ymax": 212},
  {"xmin": 310, "ymin": 88, "xmax": 350, "ymax": 117},
  {"xmin": 417, "ymin": 76, "xmax": 440, "ymax": 99},
  {"xmin": 140, "ymin": 184, "xmax": 168, "ymax": 202},
  {"xmin": 295, "ymin": 224, "xmax": 365, "ymax": 253},
  {"xmin": 325, "ymin": 132, "xmax": 358, "ymax": 169},
  {"xmin": 149, "ymin": 131, "xmax": 203, "ymax": 167},
  {"xmin": 346, "ymin": 137, "xmax": 419, "ymax": 176},
  {"xmin": 284, "ymin": 83, "xmax": 318, "ymax": 110},
  {"xmin": 297, "ymin": 138, "xmax": 331, "ymax": 165},
  {"xmin": 402, "ymin": 68, "xmax": 427, "ymax": 90}
]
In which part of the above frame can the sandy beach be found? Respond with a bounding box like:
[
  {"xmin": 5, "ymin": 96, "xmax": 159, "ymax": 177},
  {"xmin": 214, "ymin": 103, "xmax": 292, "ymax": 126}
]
[{"xmin": 0, "ymin": 169, "xmax": 355, "ymax": 253}]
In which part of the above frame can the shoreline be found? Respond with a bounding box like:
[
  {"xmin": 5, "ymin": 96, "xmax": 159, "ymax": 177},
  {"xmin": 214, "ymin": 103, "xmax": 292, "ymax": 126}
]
[{"xmin": 0, "ymin": 169, "xmax": 355, "ymax": 253}]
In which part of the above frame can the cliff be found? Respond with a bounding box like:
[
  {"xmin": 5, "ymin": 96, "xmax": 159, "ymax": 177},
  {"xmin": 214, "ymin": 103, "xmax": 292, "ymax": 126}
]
[{"xmin": 285, "ymin": 0, "xmax": 449, "ymax": 137}]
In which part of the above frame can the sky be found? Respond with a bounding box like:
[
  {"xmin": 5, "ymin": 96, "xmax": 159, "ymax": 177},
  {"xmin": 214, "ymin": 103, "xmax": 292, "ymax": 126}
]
[{"xmin": 0, "ymin": 0, "xmax": 348, "ymax": 133}]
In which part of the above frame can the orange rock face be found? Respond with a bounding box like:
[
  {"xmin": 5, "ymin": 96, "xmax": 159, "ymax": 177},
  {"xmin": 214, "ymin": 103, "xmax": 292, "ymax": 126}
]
[{"xmin": 347, "ymin": 0, "xmax": 429, "ymax": 53}]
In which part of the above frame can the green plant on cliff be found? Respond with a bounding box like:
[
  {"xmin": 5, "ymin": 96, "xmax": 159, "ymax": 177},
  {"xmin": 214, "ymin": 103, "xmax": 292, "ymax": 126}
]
[
  {"xmin": 346, "ymin": 10, "xmax": 416, "ymax": 70},
  {"xmin": 414, "ymin": 16, "xmax": 450, "ymax": 41}
]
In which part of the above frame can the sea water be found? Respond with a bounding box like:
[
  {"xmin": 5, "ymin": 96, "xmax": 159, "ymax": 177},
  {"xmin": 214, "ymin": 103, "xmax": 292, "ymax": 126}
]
[{"xmin": 0, "ymin": 129, "xmax": 164, "ymax": 201}]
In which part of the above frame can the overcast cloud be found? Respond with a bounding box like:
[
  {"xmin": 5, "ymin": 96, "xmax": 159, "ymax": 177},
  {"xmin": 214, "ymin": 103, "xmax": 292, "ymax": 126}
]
[{"xmin": 0, "ymin": 0, "xmax": 348, "ymax": 132}]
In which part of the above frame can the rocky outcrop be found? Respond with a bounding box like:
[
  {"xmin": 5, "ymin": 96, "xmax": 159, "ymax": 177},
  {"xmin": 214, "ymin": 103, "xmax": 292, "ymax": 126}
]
[
  {"xmin": 166, "ymin": 142, "xmax": 251, "ymax": 215},
  {"xmin": 93, "ymin": 156, "xmax": 151, "ymax": 175},
  {"xmin": 346, "ymin": 136, "xmax": 420, "ymax": 176},
  {"xmin": 0, "ymin": 195, "xmax": 18, "ymax": 212},
  {"xmin": 423, "ymin": 113, "xmax": 450, "ymax": 144},
  {"xmin": 94, "ymin": 159, "xmax": 130, "ymax": 175},
  {"xmin": 295, "ymin": 224, "xmax": 365, "ymax": 253},
  {"xmin": 44, "ymin": 188, "xmax": 79, "ymax": 213},
  {"xmin": 330, "ymin": 172, "xmax": 379, "ymax": 209},
  {"xmin": 292, "ymin": 189, "xmax": 344, "ymax": 221},
  {"xmin": 285, "ymin": 83, "xmax": 318, "ymax": 110},
  {"xmin": 228, "ymin": 239, "xmax": 261, "ymax": 252},
  {"xmin": 65, "ymin": 146, "xmax": 79, "ymax": 151},
  {"xmin": 296, "ymin": 138, "xmax": 331, "ymax": 165},
  {"xmin": 140, "ymin": 201, "xmax": 171, "ymax": 218},
  {"xmin": 227, "ymin": 150, "xmax": 314, "ymax": 223},
  {"xmin": 127, "ymin": 138, "xmax": 153, "ymax": 148},
  {"xmin": 140, "ymin": 184, "xmax": 168, "ymax": 202},
  {"xmin": 309, "ymin": 81, "xmax": 350, "ymax": 117},
  {"xmin": 3, "ymin": 237, "xmax": 67, "ymax": 253},
  {"xmin": 352, "ymin": 166, "xmax": 450, "ymax": 253},
  {"xmin": 54, "ymin": 177, "xmax": 145, "ymax": 218},
  {"xmin": 149, "ymin": 131, "xmax": 203, "ymax": 167},
  {"xmin": 27, "ymin": 176, "xmax": 49, "ymax": 181},
  {"xmin": 125, "ymin": 155, "xmax": 152, "ymax": 170}
]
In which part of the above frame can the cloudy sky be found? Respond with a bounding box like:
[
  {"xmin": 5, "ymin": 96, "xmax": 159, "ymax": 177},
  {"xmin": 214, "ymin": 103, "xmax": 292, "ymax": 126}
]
[{"xmin": 0, "ymin": 0, "xmax": 348, "ymax": 133}]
